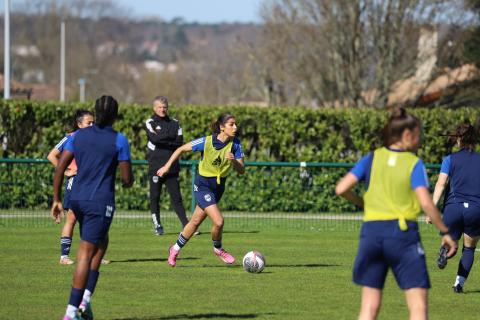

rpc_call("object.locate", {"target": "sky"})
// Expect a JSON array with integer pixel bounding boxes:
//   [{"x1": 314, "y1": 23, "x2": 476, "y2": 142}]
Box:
[{"x1": 116, "y1": 0, "x2": 264, "y2": 24}]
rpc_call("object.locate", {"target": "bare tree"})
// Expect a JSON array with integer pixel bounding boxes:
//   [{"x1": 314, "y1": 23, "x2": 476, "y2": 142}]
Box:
[{"x1": 260, "y1": 0, "x2": 468, "y2": 107}]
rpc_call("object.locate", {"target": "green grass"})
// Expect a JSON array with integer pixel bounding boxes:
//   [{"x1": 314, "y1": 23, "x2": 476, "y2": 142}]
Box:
[{"x1": 1, "y1": 221, "x2": 480, "y2": 320}]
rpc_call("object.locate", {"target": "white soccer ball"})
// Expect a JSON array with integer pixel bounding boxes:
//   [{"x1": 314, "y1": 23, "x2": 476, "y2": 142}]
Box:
[{"x1": 242, "y1": 250, "x2": 265, "y2": 273}]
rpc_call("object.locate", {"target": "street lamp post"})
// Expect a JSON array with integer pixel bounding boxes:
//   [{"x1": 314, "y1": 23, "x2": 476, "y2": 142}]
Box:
[
  {"x1": 4, "y1": 0, "x2": 10, "y2": 100},
  {"x1": 78, "y1": 78, "x2": 86, "y2": 103},
  {"x1": 60, "y1": 20, "x2": 65, "y2": 102}
]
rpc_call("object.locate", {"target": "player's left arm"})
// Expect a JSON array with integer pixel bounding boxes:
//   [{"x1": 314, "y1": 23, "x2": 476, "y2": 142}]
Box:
[
  {"x1": 117, "y1": 133, "x2": 134, "y2": 188},
  {"x1": 51, "y1": 150, "x2": 74, "y2": 223},
  {"x1": 226, "y1": 140, "x2": 245, "y2": 174}
]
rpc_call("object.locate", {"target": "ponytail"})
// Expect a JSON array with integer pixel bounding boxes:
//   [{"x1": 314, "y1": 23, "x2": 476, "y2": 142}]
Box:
[
  {"x1": 210, "y1": 113, "x2": 235, "y2": 134},
  {"x1": 446, "y1": 122, "x2": 477, "y2": 151},
  {"x1": 382, "y1": 108, "x2": 421, "y2": 147}
]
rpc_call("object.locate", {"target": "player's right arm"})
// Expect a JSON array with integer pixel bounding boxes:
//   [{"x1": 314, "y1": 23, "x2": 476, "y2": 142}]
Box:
[{"x1": 157, "y1": 142, "x2": 193, "y2": 177}]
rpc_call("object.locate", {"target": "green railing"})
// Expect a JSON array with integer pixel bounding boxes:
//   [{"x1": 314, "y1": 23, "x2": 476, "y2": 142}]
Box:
[{"x1": 0, "y1": 158, "x2": 442, "y2": 230}]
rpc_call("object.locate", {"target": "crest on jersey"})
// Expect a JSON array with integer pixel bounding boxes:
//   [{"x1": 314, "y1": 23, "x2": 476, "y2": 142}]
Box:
[
  {"x1": 212, "y1": 156, "x2": 221, "y2": 166},
  {"x1": 152, "y1": 176, "x2": 159, "y2": 183},
  {"x1": 155, "y1": 125, "x2": 162, "y2": 131}
]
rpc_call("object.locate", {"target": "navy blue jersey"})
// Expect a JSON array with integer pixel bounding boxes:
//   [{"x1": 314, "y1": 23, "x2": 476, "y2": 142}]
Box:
[
  {"x1": 440, "y1": 149, "x2": 480, "y2": 205},
  {"x1": 65, "y1": 125, "x2": 131, "y2": 205}
]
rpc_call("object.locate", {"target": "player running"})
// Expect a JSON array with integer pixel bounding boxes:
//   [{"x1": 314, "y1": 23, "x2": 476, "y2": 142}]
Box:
[
  {"x1": 158, "y1": 113, "x2": 245, "y2": 267},
  {"x1": 429, "y1": 122, "x2": 480, "y2": 293}
]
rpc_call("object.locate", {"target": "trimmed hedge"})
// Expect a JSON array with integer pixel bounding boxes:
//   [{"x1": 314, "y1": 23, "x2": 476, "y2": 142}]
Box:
[{"x1": 0, "y1": 100, "x2": 478, "y2": 212}]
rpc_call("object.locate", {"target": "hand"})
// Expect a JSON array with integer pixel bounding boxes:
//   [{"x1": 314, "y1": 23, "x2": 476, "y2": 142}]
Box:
[
  {"x1": 65, "y1": 168, "x2": 77, "y2": 177},
  {"x1": 51, "y1": 200, "x2": 64, "y2": 224},
  {"x1": 425, "y1": 216, "x2": 432, "y2": 224},
  {"x1": 441, "y1": 234, "x2": 458, "y2": 258},
  {"x1": 225, "y1": 152, "x2": 235, "y2": 161},
  {"x1": 157, "y1": 165, "x2": 169, "y2": 177}
]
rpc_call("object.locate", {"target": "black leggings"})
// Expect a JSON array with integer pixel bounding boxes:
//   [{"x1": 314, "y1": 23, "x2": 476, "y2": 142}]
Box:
[{"x1": 149, "y1": 174, "x2": 189, "y2": 227}]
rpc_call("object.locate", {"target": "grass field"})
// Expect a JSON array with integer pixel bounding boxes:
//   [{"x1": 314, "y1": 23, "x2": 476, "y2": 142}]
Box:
[{"x1": 1, "y1": 219, "x2": 480, "y2": 320}]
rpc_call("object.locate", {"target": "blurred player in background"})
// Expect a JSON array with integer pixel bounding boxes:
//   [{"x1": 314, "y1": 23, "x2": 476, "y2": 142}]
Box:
[
  {"x1": 429, "y1": 122, "x2": 480, "y2": 293},
  {"x1": 336, "y1": 108, "x2": 456, "y2": 320},
  {"x1": 48, "y1": 109, "x2": 94, "y2": 265},
  {"x1": 52, "y1": 95, "x2": 133, "y2": 320},
  {"x1": 158, "y1": 113, "x2": 245, "y2": 267}
]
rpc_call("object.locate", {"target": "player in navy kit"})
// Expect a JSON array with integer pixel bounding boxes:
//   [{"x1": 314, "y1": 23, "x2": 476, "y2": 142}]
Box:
[
  {"x1": 52, "y1": 95, "x2": 133, "y2": 320},
  {"x1": 429, "y1": 122, "x2": 480, "y2": 293}
]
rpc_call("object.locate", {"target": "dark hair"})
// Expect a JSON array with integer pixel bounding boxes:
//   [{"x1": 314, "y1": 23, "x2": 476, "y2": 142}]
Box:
[
  {"x1": 382, "y1": 108, "x2": 421, "y2": 147},
  {"x1": 448, "y1": 122, "x2": 477, "y2": 151},
  {"x1": 153, "y1": 96, "x2": 169, "y2": 108},
  {"x1": 210, "y1": 113, "x2": 235, "y2": 134},
  {"x1": 95, "y1": 95, "x2": 118, "y2": 127},
  {"x1": 72, "y1": 109, "x2": 93, "y2": 130}
]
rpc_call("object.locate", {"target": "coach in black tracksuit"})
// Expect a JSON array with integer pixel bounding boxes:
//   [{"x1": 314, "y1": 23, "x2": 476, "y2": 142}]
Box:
[{"x1": 145, "y1": 96, "x2": 188, "y2": 235}]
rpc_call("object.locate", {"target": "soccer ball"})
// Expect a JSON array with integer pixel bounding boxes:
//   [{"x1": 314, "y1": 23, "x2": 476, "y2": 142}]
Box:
[{"x1": 242, "y1": 251, "x2": 265, "y2": 273}]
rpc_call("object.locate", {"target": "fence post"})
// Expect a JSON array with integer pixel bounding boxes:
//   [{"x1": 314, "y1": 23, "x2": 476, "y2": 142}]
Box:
[{"x1": 190, "y1": 162, "x2": 196, "y2": 213}]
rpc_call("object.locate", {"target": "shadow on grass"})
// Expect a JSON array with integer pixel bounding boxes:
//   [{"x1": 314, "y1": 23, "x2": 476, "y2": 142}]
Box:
[
  {"x1": 268, "y1": 263, "x2": 340, "y2": 268},
  {"x1": 115, "y1": 312, "x2": 267, "y2": 319},
  {"x1": 222, "y1": 230, "x2": 260, "y2": 234},
  {"x1": 109, "y1": 257, "x2": 199, "y2": 263}
]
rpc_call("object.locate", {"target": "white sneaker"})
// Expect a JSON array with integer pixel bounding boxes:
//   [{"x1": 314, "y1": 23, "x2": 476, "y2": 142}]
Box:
[{"x1": 60, "y1": 256, "x2": 75, "y2": 265}]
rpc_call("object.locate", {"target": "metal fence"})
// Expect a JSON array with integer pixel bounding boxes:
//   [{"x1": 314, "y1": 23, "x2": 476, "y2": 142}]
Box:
[{"x1": 0, "y1": 158, "x2": 441, "y2": 231}]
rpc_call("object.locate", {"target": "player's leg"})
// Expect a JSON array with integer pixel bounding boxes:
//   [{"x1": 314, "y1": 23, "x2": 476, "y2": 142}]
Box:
[
  {"x1": 358, "y1": 287, "x2": 382, "y2": 320},
  {"x1": 204, "y1": 204, "x2": 235, "y2": 264},
  {"x1": 404, "y1": 288, "x2": 427, "y2": 320},
  {"x1": 453, "y1": 234, "x2": 480, "y2": 292},
  {"x1": 149, "y1": 175, "x2": 164, "y2": 235},
  {"x1": 168, "y1": 205, "x2": 207, "y2": 267},
  {"x1": 60, "y1": 210, "x2": 77, "y2": 265},
  {"x1": 437, "y1": 203, "x2": 462, "y2": 269},
  {"x1": 78, "y1": 236, "x2": 109, "y2": 320},
  {"x1": 165, "y1": 174, "x2": 189, "y2": 227}
]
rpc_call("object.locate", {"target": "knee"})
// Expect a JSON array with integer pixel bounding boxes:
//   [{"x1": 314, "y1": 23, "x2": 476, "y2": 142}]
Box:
[
  {"x1": 190, "y1": 216, "x2": 203, "y2": 227},
  {"x1": 212, "y1": 218, "x2": 224, "y2": 229}
]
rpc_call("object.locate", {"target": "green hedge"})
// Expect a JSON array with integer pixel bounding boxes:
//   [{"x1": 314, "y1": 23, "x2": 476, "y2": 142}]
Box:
[{"x1": 0, "y1": 100, "x2": 478, "y2": 212}]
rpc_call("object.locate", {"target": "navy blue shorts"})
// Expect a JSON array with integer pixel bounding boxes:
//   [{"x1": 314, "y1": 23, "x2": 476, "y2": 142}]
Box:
[
  {"x1": 443, "y1": 202, "x2": 480, "y2": 240},
  {"x1": 70, "y1": 200, "x2": 114, "y2": 245},
  {"x1": 63, "y1": 176, "x2": 75, "y2": 210},
  {"x1": 193, "y1": 176, "x2": 225, "y2": 210},
  {"x1": 353, "y1": 220, "x2": 430, "y2": 290}
]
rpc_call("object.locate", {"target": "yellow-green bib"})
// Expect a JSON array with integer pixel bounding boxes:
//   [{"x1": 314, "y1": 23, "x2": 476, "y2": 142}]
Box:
[
  {"x1": 363, "y1": 147, "x2": 421, "y2": 230},
  {"x1": 198, "y1": 135, "x2": 233, "y2": 184}
]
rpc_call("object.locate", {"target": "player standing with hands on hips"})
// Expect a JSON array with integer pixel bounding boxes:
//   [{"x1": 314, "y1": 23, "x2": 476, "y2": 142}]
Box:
[
  {"x1": 157, "y1": 113, "x2": 245, "y2": 267},
  {"x1": 144, "y1": 96, "x2": 189, "y2": 235},
  {"x1": 335, "y1": 108, "x2": 456, "y2": 320},
  {"x1": 52, "y1": 95, "x2": 134, "y2": 320}
]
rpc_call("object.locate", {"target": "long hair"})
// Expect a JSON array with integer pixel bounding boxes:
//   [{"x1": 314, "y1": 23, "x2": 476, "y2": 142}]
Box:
[
  {"x1": 95, "y1": 95, "x2": 118, "y2": 127},
  {"x1": 210, "y1": 113, "x2": 235, "y2": 134},
  {"x1": 72, "y1": 109, "x2": 93, "y2": 130},
  {"x1": 382, "y1": 108, "x2": 421, "y2": 147},
  {"x1": 447, "y1": 122, "x2": 477, "y2": 151}
]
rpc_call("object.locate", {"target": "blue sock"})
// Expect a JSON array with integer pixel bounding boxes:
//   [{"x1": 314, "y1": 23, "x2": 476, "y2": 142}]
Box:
[
  {"x1": 176, "y1": 233, "x2": 189, "y2": 248},
  {"x1": 61, "y1": 237, "x2": 72, "y2": 256},
  {"x1": 86, "y1": 270, "x2": 100, "y2": 294},
  {"x1": 213, "y1": 239, "x2": 222, "y2": 249},
  {"x1": 68, "y1": 287, "x2": 85, "y2": 308},
  {"x1": 457, "y1": 246, "x2": 475, "y2": 279}
]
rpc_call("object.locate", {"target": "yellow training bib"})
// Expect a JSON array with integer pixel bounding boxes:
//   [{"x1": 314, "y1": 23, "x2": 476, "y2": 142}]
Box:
[{"x1": 198, "y1": 135, "x2": 233, "y2": 184}]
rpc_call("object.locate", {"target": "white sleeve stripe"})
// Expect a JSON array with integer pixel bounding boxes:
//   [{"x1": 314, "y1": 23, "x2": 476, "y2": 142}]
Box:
[
  {"x1": 191, "y1": 138, "x2": 204, "y2": 146},
  {"x1": 54, "y1": 137, "x2": 68, "y2": 150}
]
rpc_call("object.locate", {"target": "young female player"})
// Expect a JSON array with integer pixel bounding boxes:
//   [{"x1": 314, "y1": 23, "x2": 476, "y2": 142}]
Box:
[
  {"x1": 429, "y1": 122, "x2": 480, "y2": 293},
  {"x1": 335, "y1": 108, "x2": 456, "y2": 320},
  {"x1": 52, "y1": 96, "x2": 133, "y2": 320},
  {"x1": 47, "y1": 109, "x2": 94, "y2": 265},
  {"x1": 157, "y1": 113, "x2": 245, "y2": 267}
]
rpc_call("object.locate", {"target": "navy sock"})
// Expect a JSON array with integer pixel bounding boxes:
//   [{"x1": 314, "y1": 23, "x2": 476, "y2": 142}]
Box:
[
  {"x1": 68, "y1": 287, "x2": 85, "y2": 308},
  {"x1": 176, "y1": 233, "x2": 189, "y2": 248},
  {"x1": 86, "y1": 270, "x2": 100, "y2": 294},
  {"x1": 61, "y1": 237, "x2": 73, "y2": 256},
  {"x1": 458, "y1": 246, "x2": 476, "y2": 279},
  {"x1": 213, "y1": 239, "x2": 222, "y2": 249}
]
